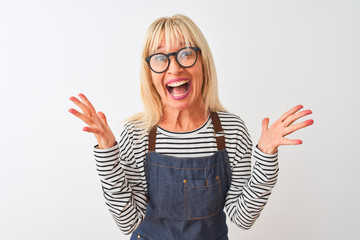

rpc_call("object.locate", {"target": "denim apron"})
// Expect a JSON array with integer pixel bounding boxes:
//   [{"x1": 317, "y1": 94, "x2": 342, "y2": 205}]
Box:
[{"x1": 131, "y1": 112, "x2": 232, "y2": 240}]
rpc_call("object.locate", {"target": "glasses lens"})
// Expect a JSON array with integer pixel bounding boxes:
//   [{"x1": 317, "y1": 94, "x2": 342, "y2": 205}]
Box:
[
  {"x1": 150, "y1": 54, "x2": 168, "y2": 73},
  {"x1": 177, "y1": 48, "x2": 197, "y2": 67}
]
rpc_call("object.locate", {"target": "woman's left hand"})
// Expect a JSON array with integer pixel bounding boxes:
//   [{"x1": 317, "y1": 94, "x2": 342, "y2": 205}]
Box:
[{"x1": 257, "y1": 105, "x2": 314, "y2": 155}]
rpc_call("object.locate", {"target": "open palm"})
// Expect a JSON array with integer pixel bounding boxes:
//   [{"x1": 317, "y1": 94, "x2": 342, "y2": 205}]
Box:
[{"x1": 257, "y1": 105, "x2": 314, "y2": 154}]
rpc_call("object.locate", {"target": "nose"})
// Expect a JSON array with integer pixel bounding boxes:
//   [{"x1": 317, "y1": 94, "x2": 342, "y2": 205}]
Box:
[{"x1": 167, "y1": 55, "x2": 183, "y2": 74}]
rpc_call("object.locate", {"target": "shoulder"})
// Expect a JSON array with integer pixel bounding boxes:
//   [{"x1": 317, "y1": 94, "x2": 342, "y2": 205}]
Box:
[
  {"x1": 120, "y1": 120, "x2": 147, "y2": 144},
  {"x1": 217, "y1": 111, "x2": 248, "y2": 129},
  {"x1": 118, "y1": 120, "x2": 148, "y2": 161},
  {"x1": 217, "y1": 111, "x2": 252, "y2": 143}
]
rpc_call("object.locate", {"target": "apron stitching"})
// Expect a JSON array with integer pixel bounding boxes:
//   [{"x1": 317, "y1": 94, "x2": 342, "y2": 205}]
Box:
[
  {"x1": 207, "y1": 179, "x2": 210, "y2": 216},
  {"x1": 184, "y1": 183, "x2": 189, "y2": 220},
  {"x1": 186, "y1": 208, "x2": 221, "y2": 220},
  {"x1": 184, "y1": 182, "x2": 221, "y2": 188},
  {"x1": 218, "y1": 181, "x2": 223, "y2": 212},
  {"x1": 145, "y1": 160, "x2": 226, "y2": 170},
  {"x1": 136, "y1": 112, "x2": 230, "y2": 238}
]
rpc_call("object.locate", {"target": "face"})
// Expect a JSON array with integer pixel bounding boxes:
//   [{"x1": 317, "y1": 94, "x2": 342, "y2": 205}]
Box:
[{"x1": 150, "y1": 37, "x2": 204, "y2": 113}]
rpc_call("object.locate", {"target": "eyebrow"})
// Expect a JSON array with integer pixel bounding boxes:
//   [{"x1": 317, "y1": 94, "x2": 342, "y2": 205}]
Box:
[{"x1": 156, "y1": 43, "x2": 187, "y2": 51}]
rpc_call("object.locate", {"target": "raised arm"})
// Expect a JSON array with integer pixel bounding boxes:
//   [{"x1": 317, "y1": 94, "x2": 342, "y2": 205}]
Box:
[
  {"x1": 68, "y1": 93, "x2": 147, "y2": 234},
  {"x1": 225, "y1": 105, "x2": 313, "y2": 229},
  {"x1": 225, "y1": 135, "x2": 279, "y2": 229},
  {"x1": 93, "y1": 139, "x2": 147, "y2": 234}
]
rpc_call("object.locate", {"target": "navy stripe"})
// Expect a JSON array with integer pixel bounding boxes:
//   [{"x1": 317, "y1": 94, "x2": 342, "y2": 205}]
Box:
[{"x1": 94, "y1": 111, "x2": 279, "y2": 233}]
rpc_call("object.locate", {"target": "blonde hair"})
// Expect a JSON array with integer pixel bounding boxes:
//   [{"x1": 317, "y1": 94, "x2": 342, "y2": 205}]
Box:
[{"x1": 128, "y1": 14, "x2": 225, "y2": 131}]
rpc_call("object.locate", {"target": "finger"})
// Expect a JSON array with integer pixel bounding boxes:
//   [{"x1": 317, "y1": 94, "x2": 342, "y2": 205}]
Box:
[
  {"x1": 78, "y1": 93, "x2": 96, "y2": 113},
  {"x1": 97, "y1": 111, "x2": 108, "y2": 125},
  {"x1": 283, "y1": 109, "x2": 312, "y2": 127},
  {"x1": 68, "y1": 108, "x2": 93, "y2": 125},
  {"x1": 69, "y1": 96, "x2": 92, "y2": 116},
  {"x1": 279, "y1": 105, "x2": 303, "y2": 122},
  {"x1": 82, "y1": 126, "x2": 101, "y2": 134},
  {"x1": 262, "y1": 118, "x2": 269, "y2": 132},
  {"x1": 284, "y1": 119, "x2": 314, "y2": 136},
  {"x1": 280, "y1": 138, "x2": 303, "y2": 145}
]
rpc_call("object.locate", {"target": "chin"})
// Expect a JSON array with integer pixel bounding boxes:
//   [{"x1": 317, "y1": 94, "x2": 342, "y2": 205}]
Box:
[
  {"x1": 168, "y1": 102, "x2": 192, "y2": 111},
  {"x1": 167, "y1": 98, "x2": 202, "y2": 112}
]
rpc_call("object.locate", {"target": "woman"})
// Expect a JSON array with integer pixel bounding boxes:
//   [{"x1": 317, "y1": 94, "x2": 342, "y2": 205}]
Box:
[{"x1": 69, "y1": 15, "x2": 313, "y2": 240}]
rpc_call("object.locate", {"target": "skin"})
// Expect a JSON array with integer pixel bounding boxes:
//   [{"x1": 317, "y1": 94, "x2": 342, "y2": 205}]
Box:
[
  {"x1": 151, "y1": 38, "x2": 207, "y2": 132},
  {"x1": 257, "y1": 105, "x2": 314, "y2": 154},
  {"x1": 69, "y1": 38, "x2": 314, "y2": 153},
  {"x1": 68, "y1": 94, "x2": 116, "y2": 149}
]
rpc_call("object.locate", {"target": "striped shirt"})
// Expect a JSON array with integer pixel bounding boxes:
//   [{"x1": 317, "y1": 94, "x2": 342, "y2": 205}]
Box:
[{"x1": 94, "y1": 111, "x2": 279, "y2": 234}]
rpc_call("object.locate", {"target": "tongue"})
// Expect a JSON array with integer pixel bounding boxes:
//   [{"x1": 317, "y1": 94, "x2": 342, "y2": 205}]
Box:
[{"x1": 172, "y1": 85, "x2": 188, "y2": 95}]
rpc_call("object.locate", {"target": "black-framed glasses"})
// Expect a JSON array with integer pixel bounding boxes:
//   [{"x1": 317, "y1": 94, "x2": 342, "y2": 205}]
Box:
[{"x1": 145, "y1": 47, "x2": 200, "y2": 73}]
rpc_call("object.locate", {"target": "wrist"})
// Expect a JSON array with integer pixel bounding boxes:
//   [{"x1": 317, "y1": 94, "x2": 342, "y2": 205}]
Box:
[
  {"x1": 257, "y1": 144, "x2": 278, "y2": 155},
  {"x1": 97, "y1": 141, "x2": 117, "y2": 149},
  {"x1": 95, "y1": 141, "x2": 117, "y2": 149}
]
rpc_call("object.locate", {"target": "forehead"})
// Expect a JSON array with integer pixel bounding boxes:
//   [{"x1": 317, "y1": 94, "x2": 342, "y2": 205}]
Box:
[
  {"x1": 156, "y1": 38, "x2": 186, "y2": 51},
  {"x1": 149, "y1": 31, "x2": 194, "y2": 54}
]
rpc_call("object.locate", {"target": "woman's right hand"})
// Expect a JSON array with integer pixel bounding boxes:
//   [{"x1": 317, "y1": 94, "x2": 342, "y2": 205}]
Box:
[{"x1": 68, "y1": 93, "x2": 116, "y2": 149}]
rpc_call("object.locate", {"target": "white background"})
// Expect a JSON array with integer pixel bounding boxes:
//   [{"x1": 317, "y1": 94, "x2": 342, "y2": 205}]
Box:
[{"x1": 1, "y1": 0, "x2": 359, "y2": 239}]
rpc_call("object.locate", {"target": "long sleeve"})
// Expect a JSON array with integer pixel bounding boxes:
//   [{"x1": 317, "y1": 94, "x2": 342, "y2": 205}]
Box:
[
  {"x1": 93, "y1": 112, "x2": 279, "y2": 234},
  {"x1": 93, "y1": 124, "x2": 148, "y2": 234},
  {"x1": 225, "y1": 138, "x2": 279, "y2": 229}
]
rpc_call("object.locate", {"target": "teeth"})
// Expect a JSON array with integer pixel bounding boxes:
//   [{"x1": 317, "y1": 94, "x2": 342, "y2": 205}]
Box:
[
  {"x1": 167, "y1": 80, "x2": 189, "y2": 87},
  {"x1": 171, "y1": 90, "x2": 189, "y2": 97}
]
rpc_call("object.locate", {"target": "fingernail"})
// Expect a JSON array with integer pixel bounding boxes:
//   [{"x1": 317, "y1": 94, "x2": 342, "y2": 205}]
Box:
[{"x1": 306, "y1": 119, "x2": 314, "y2": 125}]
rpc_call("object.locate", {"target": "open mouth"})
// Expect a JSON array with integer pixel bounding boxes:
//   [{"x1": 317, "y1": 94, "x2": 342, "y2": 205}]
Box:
[{"x1": 166, "y1": 80, "x2": 191, "y2": 100}]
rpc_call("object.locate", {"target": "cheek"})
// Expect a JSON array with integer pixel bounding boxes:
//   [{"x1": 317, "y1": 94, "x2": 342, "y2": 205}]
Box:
[
  {"x1": 193, "y1": 67, "x2": 204, "y2": 88},
  {"x1": 151, "y1": 73, "x2": 160, "y2": 87},
  {"x1": 193, "y1": 59, "x2": 204, "y2": 86},
  {"x1": 151, "y1": 74, "x2": 165, "y2": 94}
]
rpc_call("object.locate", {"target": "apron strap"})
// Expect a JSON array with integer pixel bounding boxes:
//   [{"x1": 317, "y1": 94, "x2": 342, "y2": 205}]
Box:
[
  {"x1": 148, "y1": 125, "x2": 157, "y2": 152},
  {"x1": 210, "y1": 112, "x2": 226, "y2": 151},
  {"x1": 147, "y1": 112, "x2": 225, "y2": 152}
]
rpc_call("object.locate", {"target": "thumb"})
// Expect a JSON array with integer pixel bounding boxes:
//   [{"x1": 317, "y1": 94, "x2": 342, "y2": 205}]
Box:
[
  {"x1": 97, "y1": 111, "x2": 108, "y2": 125},
  {"x1": 262, "y1": 118, "x2": 270, "y2": 132}
]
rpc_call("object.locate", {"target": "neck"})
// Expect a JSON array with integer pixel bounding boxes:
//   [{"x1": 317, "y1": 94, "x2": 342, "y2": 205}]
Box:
[{"x1": 159, "y1": 102, "x2": 208, "y2": 132}]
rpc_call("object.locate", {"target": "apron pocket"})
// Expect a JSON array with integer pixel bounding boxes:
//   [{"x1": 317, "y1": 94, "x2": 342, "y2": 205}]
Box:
[
  {"x1": 184, "y1": 177, "x2": 222, "y2": 220},
  {"x1": 153, "y1": 180, "x2": 185, "y2": 219}
]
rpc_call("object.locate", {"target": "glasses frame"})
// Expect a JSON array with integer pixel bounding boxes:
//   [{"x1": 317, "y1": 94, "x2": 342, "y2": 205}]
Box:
[{"x1": 145, "y1": 47, "x2": 200, "y2": 74}]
